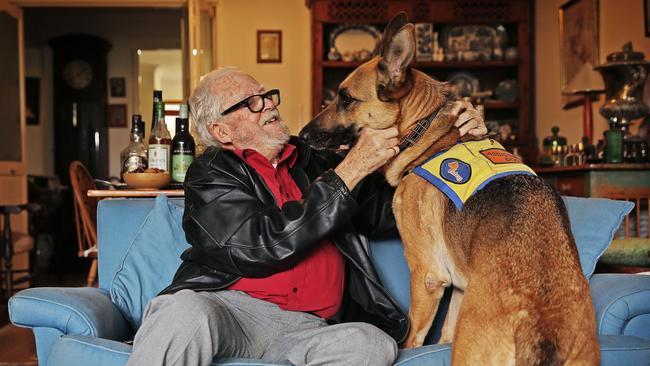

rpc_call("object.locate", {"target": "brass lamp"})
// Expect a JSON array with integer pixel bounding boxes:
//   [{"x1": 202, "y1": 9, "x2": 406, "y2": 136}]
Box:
[{"x1": 562, "y1": 62, "x2": 605, "y2": 145}]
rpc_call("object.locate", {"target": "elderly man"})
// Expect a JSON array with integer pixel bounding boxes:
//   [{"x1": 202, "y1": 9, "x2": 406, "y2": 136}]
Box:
[{"x1": 127, "y1": 68, "x2": 486, "y2": 366}]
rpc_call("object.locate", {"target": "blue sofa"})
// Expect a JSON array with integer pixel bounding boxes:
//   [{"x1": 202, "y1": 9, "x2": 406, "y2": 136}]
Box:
[{"x1": 9, "y1": 197, "x2": 650, "y2": 365}]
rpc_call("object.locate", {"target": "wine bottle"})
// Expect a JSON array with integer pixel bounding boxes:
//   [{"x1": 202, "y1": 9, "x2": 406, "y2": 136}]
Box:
[
  {"x1": 150, "y1": 90, "x2": 162, "y2": 132},
  {"x1": 171, "y1": 104, "x2": 195, "y2": 182},
  {"x1": 148, "y1": 102, "x2": 172, "y2": 172},
  {"x1": 120, "y1": 115, "x2": 147, "y2": 179}
]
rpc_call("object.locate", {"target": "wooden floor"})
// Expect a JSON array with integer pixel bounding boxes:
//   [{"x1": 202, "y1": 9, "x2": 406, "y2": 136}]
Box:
[
  {"x1": 0, "y1": 272, "x2": 86, "y2": 365},
  {"x1": 0, "y1": 324, "x2": 37, "y2": 366}
]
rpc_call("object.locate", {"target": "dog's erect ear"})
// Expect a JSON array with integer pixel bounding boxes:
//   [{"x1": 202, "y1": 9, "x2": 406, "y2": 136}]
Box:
[
  {"x1": 381, "y1": 12, "x2": 409, "y2": 54},
  {"x1": 377, "y1": 13, "x2": 415, "y2": 102}
]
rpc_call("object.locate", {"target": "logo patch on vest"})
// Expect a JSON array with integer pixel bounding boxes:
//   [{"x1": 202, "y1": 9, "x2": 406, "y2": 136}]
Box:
[
  {"x1": 479, "y1": 148, "x2": 521, "y2": 164},
  {"x1": 440, "y1": 158, "x2": 471, "y2": 184}
]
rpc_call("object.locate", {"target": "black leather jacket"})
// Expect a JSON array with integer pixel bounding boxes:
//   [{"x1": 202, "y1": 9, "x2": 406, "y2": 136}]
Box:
[{"x1": 160, "y1": 137, "x2": 409, "y2": 344}]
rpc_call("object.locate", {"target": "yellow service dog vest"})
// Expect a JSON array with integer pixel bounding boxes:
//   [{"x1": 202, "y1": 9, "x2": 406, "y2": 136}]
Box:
[{"x1": 412, "y1": 140, "x2": 536, "y2": 209}]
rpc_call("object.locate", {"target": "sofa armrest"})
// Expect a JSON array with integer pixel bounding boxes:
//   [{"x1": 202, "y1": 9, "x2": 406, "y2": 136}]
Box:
[
  {"x1": 9, "y1": 287, "x2": 131, "y2": 341},
  {"x1": 590, "y1": 274, "x2": 650, "y2": 340}
]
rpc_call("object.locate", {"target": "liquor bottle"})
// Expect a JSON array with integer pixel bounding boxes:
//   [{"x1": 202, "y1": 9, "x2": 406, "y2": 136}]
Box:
[
  {"x1": 171, "y1": 104, "x2": 196, "y2": 182},
  {"x1": 150, "y1": 90, "x2": 162, "y2": 132},
  {"x1": 136, "y1": 118, "x2": 145, "y2": 140},
  {"x1": 148, "y1": 102, "x2": 172, "y2": 172},
  {"x1": 120, "y1": 114, "x2": 147, "y2": 179}
]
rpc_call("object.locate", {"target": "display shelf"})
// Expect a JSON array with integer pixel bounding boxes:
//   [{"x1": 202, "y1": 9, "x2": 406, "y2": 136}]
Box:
[
  {"x1": 322, "y1": 60, "x2": 520, "y2": 68},
  {"x1": 310, "y1": 0, "x2": 534, "y2": 160}
]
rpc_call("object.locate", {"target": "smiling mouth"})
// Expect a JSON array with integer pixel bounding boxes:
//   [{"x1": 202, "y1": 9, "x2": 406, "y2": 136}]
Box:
[{"x1": 263, "y1": 116, "x2": 279, "y2": 126}]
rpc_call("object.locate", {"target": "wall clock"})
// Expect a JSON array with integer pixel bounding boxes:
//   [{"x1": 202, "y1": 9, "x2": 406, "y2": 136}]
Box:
[{"x1": 62, "y1": 59, "x2": 94, "y2": 90}]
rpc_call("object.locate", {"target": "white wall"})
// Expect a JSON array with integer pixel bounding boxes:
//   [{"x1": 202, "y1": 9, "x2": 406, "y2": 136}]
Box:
[{"x1": 24, "y1": 7, "x2": 182, "y2": 178}]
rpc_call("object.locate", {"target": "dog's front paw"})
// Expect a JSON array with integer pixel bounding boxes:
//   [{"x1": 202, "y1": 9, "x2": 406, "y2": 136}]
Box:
[{"x1": 404, "y1": 335, "x2": 425, "y2": 349}]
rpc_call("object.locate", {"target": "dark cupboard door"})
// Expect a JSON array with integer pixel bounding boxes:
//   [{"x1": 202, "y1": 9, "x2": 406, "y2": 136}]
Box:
[{"x1": 48, "y1": 33, "x2": 111, "y2": 182}]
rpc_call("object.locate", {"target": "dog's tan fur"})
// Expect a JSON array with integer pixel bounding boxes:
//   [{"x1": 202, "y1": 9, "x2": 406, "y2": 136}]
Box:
[{"x1": 301, "y1": 13, "x2": 599, "y2": 365}]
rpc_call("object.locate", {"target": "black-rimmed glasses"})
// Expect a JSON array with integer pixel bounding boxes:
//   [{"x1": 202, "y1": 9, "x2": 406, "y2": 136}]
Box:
[{"x1": 221, "y1": 89, "x2": 281, "y2": 116}]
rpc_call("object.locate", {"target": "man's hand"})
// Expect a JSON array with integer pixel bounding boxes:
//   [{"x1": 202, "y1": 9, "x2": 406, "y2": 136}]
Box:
[
  {"x1": 335, "y1": 127, "x2": 399, "y2": 190},
  {"x1": 450, "y1": 100, "x2": 488, "y2": 137}
]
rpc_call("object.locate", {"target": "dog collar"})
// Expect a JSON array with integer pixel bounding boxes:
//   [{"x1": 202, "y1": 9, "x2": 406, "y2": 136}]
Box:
[{"x1": 398, "y1": 109, "x2": 439, "y2": 151}]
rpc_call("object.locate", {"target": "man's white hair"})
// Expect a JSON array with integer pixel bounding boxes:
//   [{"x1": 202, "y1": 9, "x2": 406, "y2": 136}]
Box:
[{"x1": 189, "y1": 67, "x2": 241, "y2": 147}]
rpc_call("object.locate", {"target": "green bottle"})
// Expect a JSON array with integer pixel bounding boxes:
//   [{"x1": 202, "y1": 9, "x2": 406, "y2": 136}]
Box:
[
  {"x1": 604, "y1": 126, "x2": 624, "y2": 163},
  {"x1": 171, "y1": 104, "x2": 195, "y2": 182}
]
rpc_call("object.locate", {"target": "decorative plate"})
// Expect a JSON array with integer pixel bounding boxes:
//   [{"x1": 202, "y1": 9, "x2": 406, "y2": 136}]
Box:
[
  {"x1": 328, "y1": 24, "x2": 382, "y2": 62},
  {"x1": 441, "y1": 24, "x2": 507, "y2": 61},
  {"x1": 447, "y1": 72, "x2": 480, "y2": 98},
  {"x1": 495, "y1": 79, "x2": 518, "y2": 101}
]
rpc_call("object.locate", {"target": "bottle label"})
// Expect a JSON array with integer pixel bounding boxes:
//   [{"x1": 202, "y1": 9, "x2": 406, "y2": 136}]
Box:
[
  {"x1": 172, "y1": 154, "x2": 194, "y2": 182},
  {"x1": 148, "y1": 144, "x2": 170, "y2": 171},
  {"x1": 122, "y1": 155, "x2": 147, "y2": 174}
]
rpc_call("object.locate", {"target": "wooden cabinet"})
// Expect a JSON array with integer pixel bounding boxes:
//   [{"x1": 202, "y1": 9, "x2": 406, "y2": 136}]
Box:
[
  {"x1": 535, "y1": 164, "x2": 650, "y2": 198},
  {"x1": 310, "y1": 0, "x2": 534, "y2": 160}
]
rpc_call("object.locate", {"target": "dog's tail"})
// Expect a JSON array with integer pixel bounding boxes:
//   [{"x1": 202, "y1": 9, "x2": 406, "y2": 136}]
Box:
[{"x1": 515, "y1": 323, "x2": 562, "y2": 366}]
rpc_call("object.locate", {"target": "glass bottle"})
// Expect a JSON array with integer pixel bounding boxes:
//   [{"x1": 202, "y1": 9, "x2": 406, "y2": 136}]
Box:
[
  {"x1": 604, "y1": 123, "x2": 624, "y2": 163},
  {"x1": 150, "y1": 90, "x2": 162, "y2": 132},
  {"x1": 148, "y1": 102, "x2": 172, "y2": 172},
  {"x1": 136, "y1": 118, "x2": 145, "y2": 140},
  {"x1": 171, "y1": 104, "x2": 196, "y2": 182},
  {"x1": 120, "y1": 114, "x2": 147, "y2": 179},
  {"x1": 541, "y1": 126, "x2": 567, "y2": 166}
]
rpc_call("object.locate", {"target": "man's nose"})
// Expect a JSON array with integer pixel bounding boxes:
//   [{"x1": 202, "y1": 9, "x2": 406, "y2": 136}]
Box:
[{"x1": 263, "y1": 98, "x2": 277, "y2": 112}]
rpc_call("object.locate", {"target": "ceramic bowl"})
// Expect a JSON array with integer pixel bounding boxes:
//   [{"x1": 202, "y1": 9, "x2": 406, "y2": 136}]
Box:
[{"x1": 123, "y1": 172, "x2": 171, "y2": 190}]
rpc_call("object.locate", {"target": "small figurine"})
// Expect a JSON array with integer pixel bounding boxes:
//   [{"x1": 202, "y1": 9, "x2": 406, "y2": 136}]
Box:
[{"x1": 327, "y1": 47, "x2": 341, "y2": 61}]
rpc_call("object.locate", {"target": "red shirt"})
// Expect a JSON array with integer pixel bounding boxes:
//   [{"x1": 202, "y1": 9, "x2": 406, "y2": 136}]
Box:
[{"x1": 228, "y1": 144, "x2": 345, "y2": 319}]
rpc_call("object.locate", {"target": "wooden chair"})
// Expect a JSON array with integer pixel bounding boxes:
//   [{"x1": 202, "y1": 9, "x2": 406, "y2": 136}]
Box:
[
  {"x1": 619, "y1": 197, "x2": 649, "y2": 240},
  {"x1": 597, "y1": 195, "x2": 650, "y2": 274},
  {"x1": 1, "y1": 203, "x2": 40, "y2": 302},
  {"x1": 69, "y1": 161, "x2": 99, "y2": 286}
]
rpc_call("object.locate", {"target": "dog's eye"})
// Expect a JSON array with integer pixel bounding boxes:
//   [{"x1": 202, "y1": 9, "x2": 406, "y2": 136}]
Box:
[{"x1": 338, "y1": 94, "x2": 354, "y2": 108}]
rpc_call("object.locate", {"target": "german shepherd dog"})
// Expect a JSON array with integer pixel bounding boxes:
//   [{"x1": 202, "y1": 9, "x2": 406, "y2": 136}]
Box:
[{"x1": 300, "y1": 13, "x2": 599, "y2": 366}]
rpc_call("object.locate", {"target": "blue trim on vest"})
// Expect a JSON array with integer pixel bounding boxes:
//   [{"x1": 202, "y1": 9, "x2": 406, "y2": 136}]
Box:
[{"x1": 413, "y1": 166, "x2": 465, "y2": 209}]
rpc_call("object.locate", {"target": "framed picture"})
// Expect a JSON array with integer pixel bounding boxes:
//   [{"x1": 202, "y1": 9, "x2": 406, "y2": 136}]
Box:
[
  {"x1": 559, "y1": 0, "x2": 599, "y2": 109},
  {"x1": 107, "y1": 104, "x2": 127, "y2": 128},
  {"x1": 645, "y1": 0, "x2": 650, "y2": 36},
  {"x1": 257, "y1": 30, "x2": 282, "y2": 63},
  {"x1": 25, "y1": 77, "x2": 40, "y2": 125},
  {"x1": 110, "y1": 77, "x2": 126, "y2": 97}
]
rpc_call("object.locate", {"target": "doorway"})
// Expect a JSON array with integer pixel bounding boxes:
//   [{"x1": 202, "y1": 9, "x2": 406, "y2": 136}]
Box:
[
  {"x1": 22, "y1": 6, "x2": 186, "y2": 281},
  {"x1": 138, "y1": 49, "x2": 184, "y2": 137}
]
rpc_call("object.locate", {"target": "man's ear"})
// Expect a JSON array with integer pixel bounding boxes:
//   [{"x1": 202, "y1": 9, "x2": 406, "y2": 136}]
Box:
[
  {"x1": 211, "y1": 122, "x2": 233, "y2": 146},
  {"x1": 377, "y1": 18, "x2": 415, "y2": 102}
]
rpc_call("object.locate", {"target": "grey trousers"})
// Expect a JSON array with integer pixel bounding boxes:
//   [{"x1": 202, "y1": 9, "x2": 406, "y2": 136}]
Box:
[{"x1": 126, "y1": 290, "x2": 398, "y2": 366}]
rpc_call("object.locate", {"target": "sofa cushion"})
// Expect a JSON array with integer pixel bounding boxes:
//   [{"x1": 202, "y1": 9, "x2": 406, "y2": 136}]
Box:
[
  {"x1": 599, "y1": 238, "x2": 650, "y2": 267},
  {"x1": 109, "y1": 195, "x2": 190, "y2": 328},
  {"x1": 562, "y1": 196, "x2": 634, "y2": 278}
]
